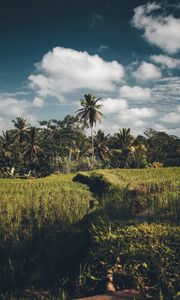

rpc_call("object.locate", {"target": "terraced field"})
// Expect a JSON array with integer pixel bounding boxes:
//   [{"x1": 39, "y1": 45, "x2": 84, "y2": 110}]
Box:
[{"x1": 0, "y1": 168, "x2": 179, "y2": 299}]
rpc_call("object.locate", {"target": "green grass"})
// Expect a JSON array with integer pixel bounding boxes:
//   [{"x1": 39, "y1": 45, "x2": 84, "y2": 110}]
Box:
[
  {"x1": 0, "y1": 168, "x2": 179, "y2": 298},
  {"x1": 85, "y1": 221, "x2": 180, "y2": 299},
  {"x1": 0, "y1": 174, "x2": 94, "y2": 240},
  {"x1": 74, "y1": 167, "x2": 180, "y2": 223}
]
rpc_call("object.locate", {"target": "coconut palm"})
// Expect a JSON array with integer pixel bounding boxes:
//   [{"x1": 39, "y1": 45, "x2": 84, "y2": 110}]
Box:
[
  {"x1": 0, "y1": 130, "x2": 14, "y2": 151},
  {"x1": 112, "y1": 128, "x2": 135, "y2": 168},
  {"x1": 94, "y1": 130, "x2": 111, "y2": 161},
  {"x1": 24, "y1": 127, "x2": 40, "y2": 163},
  {"x1": 76, "y1": 94, "x2": 103, "y2": 159},
  {"x1": 115, "y1": 128, "x2": 134, "y2": 149},
  {"x1": 12, "y1": 117, "x2": 30, "y2": 144}
]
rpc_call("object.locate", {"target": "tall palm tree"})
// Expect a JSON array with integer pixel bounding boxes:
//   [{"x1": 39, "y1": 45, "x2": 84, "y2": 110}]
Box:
[{"x1": 76, "y1": 94, "x2": 103, "y2": 159}]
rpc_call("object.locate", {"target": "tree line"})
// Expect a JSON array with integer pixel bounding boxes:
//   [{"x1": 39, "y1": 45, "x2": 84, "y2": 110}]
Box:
[{"x1": 0, "y1": 94, "x2": 179, "y2": 177}]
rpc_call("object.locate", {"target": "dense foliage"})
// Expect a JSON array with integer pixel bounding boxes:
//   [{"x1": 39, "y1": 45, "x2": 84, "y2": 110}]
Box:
[
  {"x1": 0, "y1": 115, "x2": 180, "y2": 178},
  {"x1": 85, "y1": 222, "x2": 180, "y2": 299}
]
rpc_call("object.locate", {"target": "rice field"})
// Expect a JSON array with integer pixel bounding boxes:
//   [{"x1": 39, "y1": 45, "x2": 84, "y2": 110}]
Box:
[
  {"x1": 75, "y1": 167, "x2": 180, "y2": 223},
  {"x1": 0, "y1": 174, "x2": 94, "y2": 241},
  {"x1": 0, "y1": 167, "x2": 179, "y2": 298}
]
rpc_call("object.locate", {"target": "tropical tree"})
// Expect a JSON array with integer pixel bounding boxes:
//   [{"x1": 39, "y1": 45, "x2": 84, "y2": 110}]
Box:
[
  {"x1": 76, "y1": 94, "x2": 103, "y2": 159},
  {"x1": 24, "y1": 127, "x2": 41, "y2": 164},
  {"x1": 0, "y1": 130, "x2": 15, "y2": 170},
  {"x1": 12, "y1": 117, "x2": 30, "y2": 143},
  {"x1": 111, "y1": 128, "x2": 135, "y2": 168},
  {"x1": 94, "y1": 130, "x2": 111, "y2": 161},
  {"x1": 145, "y1": 129, "x2": 180, "y2": 166}
]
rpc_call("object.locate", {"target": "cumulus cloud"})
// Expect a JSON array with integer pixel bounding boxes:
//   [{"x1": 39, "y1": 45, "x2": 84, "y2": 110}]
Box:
[
  {"x1": 121, "y1": 107, "x2": 157, "y2": 120},
  {"x1": 101, "y1": 98, "x2": 128, "y2": 114},
  {"x1": 29, "y1": 47, "x2": 124, "y2": 100},
  {"x1": 133, "y1": 62, "x2": 162, "y2": 81},
  {"x1": 0, "y1": 95, "x2": 39, "y2": 131},
  {"x1": 0, "y1": 97, "x2": 30, "y2": 118},
  {"x1": 99, "y1": 97, "x2": 158, "y2": 134},
  {"x1": 150, "y1": 54, "x2": 180, "y2": 69},
  {"x1": 32, "y1": 97, "x2": 44, "y2": 107},
  {"x1": 132, "y1": 2, "x2": 180, "y2": 54},
  {"x1": 119, "y1": 85, "x2": 151, "y2": 100}
]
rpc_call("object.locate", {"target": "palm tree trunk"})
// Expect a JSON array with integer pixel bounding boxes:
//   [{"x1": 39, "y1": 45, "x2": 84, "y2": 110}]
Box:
[{"x1": 91, "y1": 126, "x2": 94, "y2": 160}]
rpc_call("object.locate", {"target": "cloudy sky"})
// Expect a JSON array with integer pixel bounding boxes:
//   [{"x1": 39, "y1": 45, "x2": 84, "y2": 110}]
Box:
[{"x1": 0, "y1": 0, "x2": 180, "y2": 136}]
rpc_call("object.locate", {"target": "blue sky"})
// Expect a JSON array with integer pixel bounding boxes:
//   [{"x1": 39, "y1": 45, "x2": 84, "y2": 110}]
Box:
[{"x1": 0, "y1": 0, "x2": 180, "y2": 136}]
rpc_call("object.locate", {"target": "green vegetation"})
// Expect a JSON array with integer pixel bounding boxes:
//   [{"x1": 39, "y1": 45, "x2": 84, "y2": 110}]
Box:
[
  {"x1": 0, "y1": 115, "x2": 179, "y2": 179},
  {"x1": 86, "y1": 222, "x2": 180, "y2": 299},
  {"x1": 0, "y1": 95, "x2": 179, "y2": 299},
  {"x1": 0, "y1": 168, "x2": 179, "y2": 299},
  {"x1": 74, "y1": 168, "x2": 180, "y2": 222},
  {"x1": 76, "y1": 94, "x2": 103, "y2": 160},
  {"x1": 0, "y1": 175, "x2": 94, "y2": 297},
  {"x1": 0, "y1": 174, "x2": 93, "y2": 238}
]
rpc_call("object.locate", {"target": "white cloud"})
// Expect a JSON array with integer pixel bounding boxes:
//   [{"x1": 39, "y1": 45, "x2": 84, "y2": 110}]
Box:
[
  {"x1": 161, "y1": 107, "x2": 180, "y2": 124},
  {"x1": 121, "y1": 107, "x2": 157, "y2": 120},
  {"x1": 101, "y1": 98, "x2": 127, "y2": 114},
  {"x1": 133, "y1": 62, "x2": 161, "y2": 81},
  {"x1": 150, "y1": 54, "x2": 180, "y2": 69},
  {"x1": 29, "y1": 47, "x2": 124, "y2": 100},
  {"x1": 0, "y1": 96, "x2": 38, "y2": 131},
  {"x1": 153, "y1": 124, "x2": 180, "y2": 137},
  {"x1": 166, "y1": 127, "x2": 180, "y2": 137},
  {"x1": 119, "y1": 85, "x2": 151, "y2": 100},
  {"x1": 98, "y1": 97, "x2": 158, "y2": 135},
  {"x1": 0, "y1": 97, "x2": 30, "y2": 118},
  {"x1": 33, "y1": 97, "x2": 44, "y2": 107},
  {"x1": 132, "y1": 2, "x2": 180, "y2": 54}
]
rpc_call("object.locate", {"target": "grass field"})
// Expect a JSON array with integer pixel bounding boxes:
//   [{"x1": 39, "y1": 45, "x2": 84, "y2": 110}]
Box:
[
  {"x1": 74, "y1": 167, "x2": 180, "y2": 222},
  {"x1": 0, "y1": 174, "x2": 94, "y2": 240},
  {"x1": 0, "y1": 168, "x2": 179, "y2": 299}
]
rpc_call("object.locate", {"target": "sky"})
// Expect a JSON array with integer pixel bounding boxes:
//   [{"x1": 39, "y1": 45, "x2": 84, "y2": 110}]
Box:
[{"x1": 0, "y1": 0, "x2": 180, "y2": 136}]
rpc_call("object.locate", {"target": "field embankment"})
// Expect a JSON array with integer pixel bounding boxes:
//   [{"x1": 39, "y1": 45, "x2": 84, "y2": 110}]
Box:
[{"x1": 74, "y1": 167, "x2": 180, "y2": 222}]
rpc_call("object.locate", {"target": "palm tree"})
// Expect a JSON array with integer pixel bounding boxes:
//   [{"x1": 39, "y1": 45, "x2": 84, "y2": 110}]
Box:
[
  {"x1": 115, "y1": 128, "x2": 134, "y2": 149},
  {"x1": 94, "y1": 130, "x2": 111, "y2": 161},
  {"x1": 112, "y1": 128, "x2": 135, "y2": 168},
  {"x1": 0, "y1": 130, "x2": 14, "y2": 165},
  {"x1": 12, "y1": 117, "x2": 30, "y2": 144},
  {"x1": 0, "y1": 130, "x2": 14, "y2": 151},
  {"x1": 76, "y1": 94, "x2": 103, "y2": 159},
  {"x1": 24, "y1": 127, "x2": 40, "y2": 163}
]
